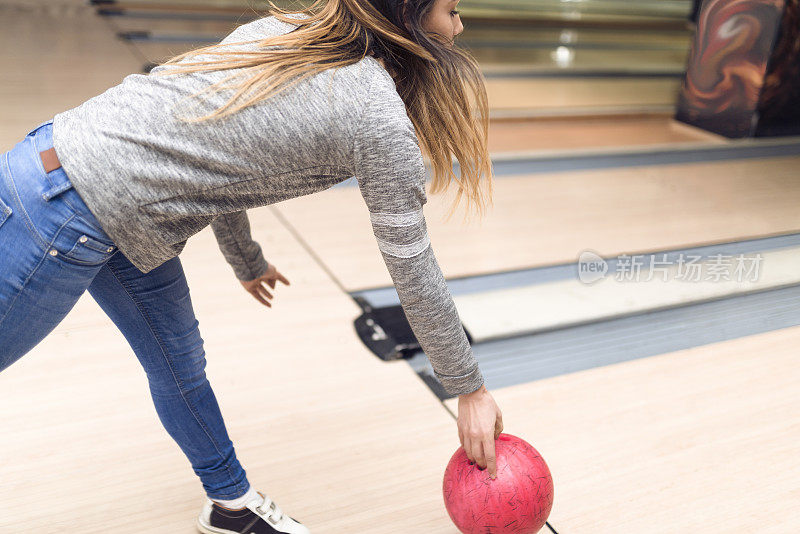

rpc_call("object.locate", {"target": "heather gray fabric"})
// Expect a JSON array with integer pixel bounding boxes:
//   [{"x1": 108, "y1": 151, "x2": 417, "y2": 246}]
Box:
[{"x1": 50, "y1": 15, "x2": 484, "y2": 396}]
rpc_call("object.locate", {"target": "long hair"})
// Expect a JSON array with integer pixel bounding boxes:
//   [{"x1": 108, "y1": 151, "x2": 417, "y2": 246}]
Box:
[{"x1": 154, "y1": 0, "x2": 493, "y2": 222}]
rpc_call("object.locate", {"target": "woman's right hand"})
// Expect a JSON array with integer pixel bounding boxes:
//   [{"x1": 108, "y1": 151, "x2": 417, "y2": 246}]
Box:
[
  {"x1": 457, "y1": 384, "x2": 503, "y2": 479},
  {"x1": 238, "y1": 262, "x2": 290, "y2": 307}
]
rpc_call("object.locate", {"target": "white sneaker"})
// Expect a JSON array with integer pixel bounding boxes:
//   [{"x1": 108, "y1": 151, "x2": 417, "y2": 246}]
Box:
[{"x1": 197, "y1": 491, "x2": 310, "y2": 534}]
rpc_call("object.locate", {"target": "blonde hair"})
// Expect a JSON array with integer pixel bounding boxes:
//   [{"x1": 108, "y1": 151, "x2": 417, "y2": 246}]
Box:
[{"x1": 155, "y1": 0, "x2": 493, "y2": 222}]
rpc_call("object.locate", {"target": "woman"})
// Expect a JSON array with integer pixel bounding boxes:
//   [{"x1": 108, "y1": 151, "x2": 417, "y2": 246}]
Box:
[{"x1": 0, "y1": 0, "x2": 504, "y2": 531}]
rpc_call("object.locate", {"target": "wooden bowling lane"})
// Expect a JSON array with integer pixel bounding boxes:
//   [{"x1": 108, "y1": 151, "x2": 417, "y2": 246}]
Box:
[
  {"x1": 487, "y1": 115, "x2": 721, "y2": 153},
  {"x1": 0, "y1": 3, "x2": 143, "y2": 149},
  {"x1": 484, "y1": 76, "x2": 682, "y2": 111},
  {"x1": 442, "y1": 326, "x2": 800, "y2": 532},
  {"x1": 277, "y1": 155, "x2": 800, "y2": 292}
]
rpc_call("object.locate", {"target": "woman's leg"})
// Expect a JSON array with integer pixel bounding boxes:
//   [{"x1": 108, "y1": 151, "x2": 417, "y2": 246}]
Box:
[
  {"x1": 86, "y1": 252, "x2": 250, "y2": 500},
  {"x1": 0, "y1": 121, "x2": 117, "y2": 369}
]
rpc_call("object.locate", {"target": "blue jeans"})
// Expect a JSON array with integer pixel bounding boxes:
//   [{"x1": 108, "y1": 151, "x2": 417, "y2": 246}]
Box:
[{"x1": 0, "y1": 120, "x2": 250, "y2": 500}]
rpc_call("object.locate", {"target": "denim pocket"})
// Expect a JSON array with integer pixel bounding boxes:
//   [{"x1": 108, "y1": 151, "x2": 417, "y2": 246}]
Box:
[
  {"x1": 0, "y1": 194, "x2": 11, "y2": 231},
  {"x1": 50, "y1": 218, "x2": 117, "y2": 267}
]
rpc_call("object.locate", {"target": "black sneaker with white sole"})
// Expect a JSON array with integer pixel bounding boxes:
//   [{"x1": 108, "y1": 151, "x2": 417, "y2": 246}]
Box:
[{"x1": 197, "y1": 491, "x2": 310, "y2": 534}]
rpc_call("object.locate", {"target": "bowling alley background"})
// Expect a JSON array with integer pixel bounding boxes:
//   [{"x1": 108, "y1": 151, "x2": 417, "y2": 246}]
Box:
[{"x1": 2, "y1": 0, "x2": 800, "y2": 533}]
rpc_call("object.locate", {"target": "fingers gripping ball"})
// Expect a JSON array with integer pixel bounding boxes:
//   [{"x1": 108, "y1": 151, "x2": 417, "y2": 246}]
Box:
[{"x1": 443, "y1": 433, "x2": 554, "y2": 534}]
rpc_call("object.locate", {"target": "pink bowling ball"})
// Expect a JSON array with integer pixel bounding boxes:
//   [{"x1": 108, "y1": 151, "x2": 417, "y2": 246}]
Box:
[{"x1": 443, "y1": 433, "x2": 554, "y2": 534}]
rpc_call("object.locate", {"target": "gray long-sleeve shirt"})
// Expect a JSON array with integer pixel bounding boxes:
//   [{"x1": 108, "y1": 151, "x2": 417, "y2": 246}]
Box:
[{"x1": 51, "y1": 15, "x2": 484, "y2": 396}]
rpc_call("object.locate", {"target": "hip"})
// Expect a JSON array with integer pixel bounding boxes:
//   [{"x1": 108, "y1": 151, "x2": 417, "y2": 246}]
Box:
[{"x1": 0, "y1": 120, "x2": 118, "y2": 267}]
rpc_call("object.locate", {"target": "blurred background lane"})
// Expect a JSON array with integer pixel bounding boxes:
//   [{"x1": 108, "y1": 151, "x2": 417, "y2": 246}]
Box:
[{"x1": 91, "y1": 0, "x2": 704, "y2": 152}]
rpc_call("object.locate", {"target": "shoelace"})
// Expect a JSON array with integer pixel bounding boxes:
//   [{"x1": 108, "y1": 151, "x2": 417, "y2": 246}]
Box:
[{"x1": 254, "y1": 493, "x2": 285, "y2": 525}]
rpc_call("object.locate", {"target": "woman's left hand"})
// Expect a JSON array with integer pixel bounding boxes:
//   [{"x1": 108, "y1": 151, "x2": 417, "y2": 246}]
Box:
[{"x1": 239, "y1": 263, "x2": 290, "y2": 307}]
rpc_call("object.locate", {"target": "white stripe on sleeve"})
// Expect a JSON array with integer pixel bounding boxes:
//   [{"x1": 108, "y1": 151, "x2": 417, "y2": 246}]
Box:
[
  {"x1": 375, "y1": 234, "x2": 431, "y2": 259},
  {"x1": 369, "y1": 208, "x2": 424, "y2": 228}
]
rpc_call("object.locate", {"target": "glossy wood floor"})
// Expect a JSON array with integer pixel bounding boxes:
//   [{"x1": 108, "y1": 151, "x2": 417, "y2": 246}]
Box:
[
  {"x1": 284, "y1": 156, "x2": 800, "y2": 290},
  {"x1": 1, "y1": 4, "x2": 798, "y2": 534},
  {"x1": 487, "y1": 115, "x2": 720, "y2": 152}
]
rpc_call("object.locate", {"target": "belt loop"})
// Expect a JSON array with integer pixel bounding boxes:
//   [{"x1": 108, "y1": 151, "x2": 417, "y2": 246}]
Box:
[{"x1": 42, "y1": 181, "x2": 73, "y2": 202}]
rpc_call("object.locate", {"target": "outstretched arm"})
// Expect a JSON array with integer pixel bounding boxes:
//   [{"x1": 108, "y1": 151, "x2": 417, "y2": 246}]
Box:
[
  {"x1": 353, "y1": 93, "x2": 484, "y2": 398},
  {"x1": 354, "y1": 83, "x2": 502, "y2": 478}
]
